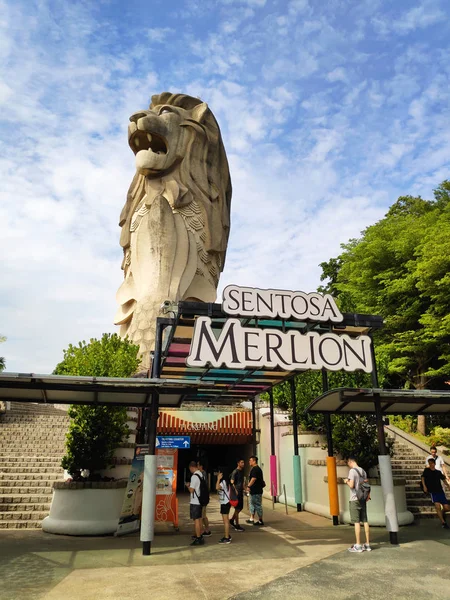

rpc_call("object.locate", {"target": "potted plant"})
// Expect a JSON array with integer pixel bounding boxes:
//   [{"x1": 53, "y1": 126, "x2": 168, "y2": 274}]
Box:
[{"x1": 42, "y1": 334, "x2": 141, "y2": 535}]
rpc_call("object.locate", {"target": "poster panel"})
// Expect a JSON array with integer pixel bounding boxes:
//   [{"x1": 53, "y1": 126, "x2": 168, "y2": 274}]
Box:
[{"x1": 116, "y1": 446, "x2": 178, "y2": 536}]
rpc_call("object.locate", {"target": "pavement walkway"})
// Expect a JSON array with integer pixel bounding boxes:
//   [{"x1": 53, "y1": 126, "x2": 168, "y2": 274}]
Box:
[{"x1": 1, "y1": 496, "x2": 449, "y2": 600}]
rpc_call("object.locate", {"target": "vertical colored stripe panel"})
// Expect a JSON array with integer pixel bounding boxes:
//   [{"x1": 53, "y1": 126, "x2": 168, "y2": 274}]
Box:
[{"x1": 326, "y1": 456, "x2": 339, "y2": 518}]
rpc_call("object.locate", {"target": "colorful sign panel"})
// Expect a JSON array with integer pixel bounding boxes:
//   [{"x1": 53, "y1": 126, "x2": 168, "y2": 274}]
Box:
[
  {"x1": 116, "y1": 446, "x2": 178, "y2": 536},
  {"x1": 156, "y1": 436, "x2": 190, "y2": 449}
]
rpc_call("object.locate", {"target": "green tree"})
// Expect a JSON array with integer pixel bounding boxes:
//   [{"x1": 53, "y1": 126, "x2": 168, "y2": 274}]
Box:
[
  {"x1": 54, "y1": 333, "x2": 141, "y2": 478},
  {"x1": 320, "y1": 181, "x2": 450, "y2": 434}
]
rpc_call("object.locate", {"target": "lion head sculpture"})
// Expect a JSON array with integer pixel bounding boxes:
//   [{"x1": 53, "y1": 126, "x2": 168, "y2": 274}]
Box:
[{"x1": 114, "y1": 92, "x2": 232, "y2": 366}]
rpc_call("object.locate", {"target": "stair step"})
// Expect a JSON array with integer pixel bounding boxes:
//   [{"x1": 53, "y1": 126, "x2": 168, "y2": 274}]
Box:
[
  {"x1": 0, "y1": 502, "x2": 51, "y2": 511},
  {"x1": 0, "y1": 520, "x2": 42, "y2": 529},
  {"x1": 0, "y1": 486, "x2": 53, "y2": 495},
  {"x1": 0, "y1": 467, "x2": 63, "y2": 474},
  {"x1": 0, "y1": 510, "x2": 48, "y2": 520},
  {"x1": 0, "y1": 494, "x2": 52, "y2": 503},
  {"x1": 0, "y1": 473, "x2": 62, "y2": 481}
]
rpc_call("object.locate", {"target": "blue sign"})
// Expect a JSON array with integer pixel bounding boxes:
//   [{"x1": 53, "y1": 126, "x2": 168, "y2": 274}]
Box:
[{"x1": 156, "y1": 436, "x2": 191, "y2": 449}]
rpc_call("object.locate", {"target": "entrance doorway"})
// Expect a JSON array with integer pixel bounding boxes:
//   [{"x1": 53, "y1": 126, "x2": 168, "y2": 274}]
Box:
[{"x1": 176, "y1": 443, "x2": 252, "y2": 492}]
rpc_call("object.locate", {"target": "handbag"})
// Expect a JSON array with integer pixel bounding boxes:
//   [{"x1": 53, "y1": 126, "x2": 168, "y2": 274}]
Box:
[{"x1": 223, "y1": 484, "x2": 239, "y2": 507}]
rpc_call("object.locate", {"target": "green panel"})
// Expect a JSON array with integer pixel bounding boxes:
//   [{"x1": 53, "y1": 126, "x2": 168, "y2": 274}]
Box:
[{"x1": 293, "y1": 454, "x2": 302, "y2": 505}]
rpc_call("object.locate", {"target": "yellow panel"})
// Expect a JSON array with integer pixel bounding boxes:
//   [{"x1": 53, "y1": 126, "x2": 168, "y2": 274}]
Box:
[{"x1": 173, "y1": 325, "x2": 194, "y2": 340}]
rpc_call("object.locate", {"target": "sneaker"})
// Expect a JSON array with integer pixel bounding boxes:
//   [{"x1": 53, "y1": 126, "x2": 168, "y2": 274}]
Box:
[
  {"x1": 441, "y1": 522, "x2": 449, "y2": 529},
  {"x1": 253, "y1": 520, "x2": 264, "y2": 526},
  {"x1": 218, "y1": 536, "x2": 232, "y2": 544},
  {"x1": 190, "y1": 537, "x2": 205, "y2": 546},
  {"x1": 364, "y1": 544, "x2": 372, "y2": 552},
  {"x1": 234, "y1": 525, "x2": 245, "y2": 532},
  {"x1": 246, "y1": 519, "x2": 254, "y2": 524},
  {"x1": 348, "y1": 544, "x2": 364, "y2": 553},
  {"x1": 191, "y1": 534, "x2": 203, "y2": 540},
  {"x1": 202, "y1": 530, "x2": 212, "y2": 537}
]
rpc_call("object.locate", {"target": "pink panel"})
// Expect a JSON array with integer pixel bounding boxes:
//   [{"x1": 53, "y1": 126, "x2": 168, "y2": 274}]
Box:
[{"x1": 270, "y1": 455, "x2": 278, "y2": 496}]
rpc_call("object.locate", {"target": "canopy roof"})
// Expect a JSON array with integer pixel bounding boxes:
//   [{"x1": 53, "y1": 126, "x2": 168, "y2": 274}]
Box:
[
  {"x1": 305, "y1": 388, "x2": 450, "y2": 415},
  {"x1": 159, "y1": 301, "x2": 383, "y2": 404},
  {"x1": 0, "y1": 373, "x2": 215, "y2": 407}
]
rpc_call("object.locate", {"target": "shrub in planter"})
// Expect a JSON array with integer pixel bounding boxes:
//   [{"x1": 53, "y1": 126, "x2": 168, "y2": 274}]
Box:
[{"x1": 54, "y1": 333, "x2": 141, "y2": 480}]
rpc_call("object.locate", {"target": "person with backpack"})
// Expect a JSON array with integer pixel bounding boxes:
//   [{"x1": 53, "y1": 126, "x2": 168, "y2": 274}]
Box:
[
  {"x1": 246, "y1": 455, "x2": 265, "y2": 526},
  {"x1": 216, "y1": 470, "x2": 232, "y2": 544},
  {"x1": 186, "y1": 460, "x2": 209, "y2": 546},
  {"x1": 197, "y1": 459, "x2": 212, "y2": 537},
  {"x1": 344, "y1": 456, "x2": 371, "y2": 553}
]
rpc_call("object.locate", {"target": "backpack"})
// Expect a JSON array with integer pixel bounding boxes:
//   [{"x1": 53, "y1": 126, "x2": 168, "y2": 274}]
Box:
[
  {"x1": 354, "y1": 468, "x2": 371, "y2": 502},
  {"x1": 194, "y1": 473, "x2": 210, "y2": 506}
]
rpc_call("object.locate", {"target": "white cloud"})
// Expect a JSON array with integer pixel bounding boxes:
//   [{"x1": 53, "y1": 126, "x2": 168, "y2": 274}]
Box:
[
  {"x1": 147, "y1": 28, "x2": 175, "y2": 43},
  {"x1": 327, "y1": 67, "x2": 347, "y2": 83}
]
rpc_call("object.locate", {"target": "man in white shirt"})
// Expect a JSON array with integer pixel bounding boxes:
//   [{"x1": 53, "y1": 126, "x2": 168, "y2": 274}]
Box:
[
  {"x1": 344, "y1": 456, "x2": 371, "y2": 553},
  {"x1": 186, "y1": 460, "x2": 204, "y2": 546}
]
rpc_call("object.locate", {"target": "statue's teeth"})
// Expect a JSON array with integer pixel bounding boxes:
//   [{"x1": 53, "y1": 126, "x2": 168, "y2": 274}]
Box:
[{"x1": 147, "y1": 134, "x2": 152, "y2": 142}]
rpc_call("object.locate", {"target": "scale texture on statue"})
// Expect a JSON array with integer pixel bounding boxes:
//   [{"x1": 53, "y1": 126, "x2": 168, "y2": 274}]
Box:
[{"x1": 114, "y1": 92, "x2": 232, "y2": 368}]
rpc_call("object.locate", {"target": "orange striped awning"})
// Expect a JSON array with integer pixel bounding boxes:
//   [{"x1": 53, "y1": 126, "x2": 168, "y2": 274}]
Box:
[{"x1": 157, "y1": 410, "x2": 253, "y2": 445}]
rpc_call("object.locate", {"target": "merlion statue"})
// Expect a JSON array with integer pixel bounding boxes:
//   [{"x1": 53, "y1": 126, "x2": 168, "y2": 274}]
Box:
[{"x1": 114, "y1": 92, "x2": 232, "y2": 368}]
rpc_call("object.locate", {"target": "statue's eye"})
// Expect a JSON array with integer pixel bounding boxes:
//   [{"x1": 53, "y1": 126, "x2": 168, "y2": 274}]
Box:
[{"x1": 159, "y1": 107, "x2": 173, "y2": 115}]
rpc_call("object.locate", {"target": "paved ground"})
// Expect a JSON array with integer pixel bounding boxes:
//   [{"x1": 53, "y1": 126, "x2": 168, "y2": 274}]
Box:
[{"x1": 1, "y1": 497, "x2": 449, "y2": 600}]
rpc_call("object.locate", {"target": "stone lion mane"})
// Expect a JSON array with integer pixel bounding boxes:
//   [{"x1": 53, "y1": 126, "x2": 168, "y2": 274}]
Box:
[{"x1": 115, "y1": 92, "x2": 232, "y2": 365}]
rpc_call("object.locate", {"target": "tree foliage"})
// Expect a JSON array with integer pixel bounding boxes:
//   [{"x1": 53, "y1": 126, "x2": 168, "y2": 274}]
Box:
[
  {"x1": 319, "y1": 181, "x2": 450, "y2": 392},
  {"x1": 54, "y1": 334, "x2": 141, "y2": 478}
]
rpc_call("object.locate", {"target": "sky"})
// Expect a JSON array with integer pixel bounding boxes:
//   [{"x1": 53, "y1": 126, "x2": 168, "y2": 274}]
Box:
[{"x1": 1, "y1": 0, "x2": 450, "y2": 373}]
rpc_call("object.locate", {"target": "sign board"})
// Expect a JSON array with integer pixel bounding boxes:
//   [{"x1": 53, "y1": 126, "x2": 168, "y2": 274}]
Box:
[
  {"x1": 156, "y1": 436, "x2": 190, "y2": 449},
  {"x1": 116, "y1": 445, "x2": 179, "y2": 536},
  {"x1": 186, "y1": 285, "x2": 373, "y2": 374}
]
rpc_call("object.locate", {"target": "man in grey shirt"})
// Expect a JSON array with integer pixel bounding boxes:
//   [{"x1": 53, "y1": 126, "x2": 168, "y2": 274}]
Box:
[{"x1": 344, "y1": 456, "x2": 371, "y2": 553}]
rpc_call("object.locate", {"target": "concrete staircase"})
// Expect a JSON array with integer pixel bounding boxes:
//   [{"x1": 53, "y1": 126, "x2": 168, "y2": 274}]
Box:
[
  {"x1": 0, "y1": 402, "x2": 69, "y2": 529},
  {"x1": 390, "y1": 436, "x2": 435, "y2": 519}
]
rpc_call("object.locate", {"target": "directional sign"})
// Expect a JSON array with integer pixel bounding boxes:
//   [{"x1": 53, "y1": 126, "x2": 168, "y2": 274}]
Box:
[{"x1": 156, "y1": 436, "x2": 190, "y2": 449}]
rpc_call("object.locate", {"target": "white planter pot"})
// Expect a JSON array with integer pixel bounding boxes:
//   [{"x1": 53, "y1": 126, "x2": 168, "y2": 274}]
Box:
[{"x1": 42, "y1": 481, "x2": 127, "y2": 536}]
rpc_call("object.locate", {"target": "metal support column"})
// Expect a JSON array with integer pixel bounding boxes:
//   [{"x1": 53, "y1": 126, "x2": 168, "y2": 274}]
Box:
[
  {"x1": 322, "y1": 370, "x2": 339, "y2": 525},
  {"x1": 269, "y1": 388, "x2": 278, "y2": 502},
  {"x1": 142, "y1": 321, "x2": 165, "y2": 556},
  {"x1": 370, "y1": 335, "x2": 399, "y2": 546},
  {"x1": 251, "y1": 398, "x2": 257, "y2": 456},
  {"x1": 290, "y1": 378, "x2": 302, "y2": 511}
]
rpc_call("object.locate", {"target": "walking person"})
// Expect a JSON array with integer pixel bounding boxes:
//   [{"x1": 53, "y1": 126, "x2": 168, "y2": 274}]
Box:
[
  {"x1": 186, "y1": 460, "x2": 205, "y2": 546},
  {"x1": 230, "y1": 459, "x2": 245, "y2": 532},
  {"x1": 421, "y1": 457, "x2": 450, "y2": 529},
  {"x1": 197, "y1": 458, "x2": 212, "y2": 537},
  {"x1": 216, "y1": 470, "x2": 232, "y2": 544},
  {"x1": 425, "y1": 447, "x2": 450, "y2": 487},
  {"x1": 246, "y1": 455, "x2": 265, "y2": 526},
  {"x1": 344, "y1": 456, "x2": 371, "y2": 552}
]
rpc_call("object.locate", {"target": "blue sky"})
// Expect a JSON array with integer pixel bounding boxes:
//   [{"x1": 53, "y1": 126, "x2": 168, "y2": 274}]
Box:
[{"x1": 1, "y1": 0, "x2": 449, "y2": 372}]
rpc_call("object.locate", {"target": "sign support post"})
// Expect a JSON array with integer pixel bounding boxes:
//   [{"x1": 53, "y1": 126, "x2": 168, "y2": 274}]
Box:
[
  {"x1": 269, "y1": 389, "x2": 278, "y2": 502},
  {"x1": 290, "y1": 377, "x2": 302, "y2": 512},
  {"x1": 323, "y1": 370, "x2": 339, "y2": 526}
]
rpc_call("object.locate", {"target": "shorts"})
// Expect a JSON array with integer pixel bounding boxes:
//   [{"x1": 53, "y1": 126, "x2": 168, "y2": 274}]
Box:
[
  {"x1": 431, "y1": 492, "x2": 448, "y2": 505},
  {"x1": 190, "y1": 504, "x2": 202, "y2": 520},
  {"x1": 220, "y1": 502, "x2": 231, "y2": 515},
  {"x1": 249, "y1": 493, "x2": 263, "y2": 517},
  {"x1": 236, "y1": 493, "x2": 244, "y2": 512},
  {"x1": 349, "y1": 500, "x2": 368, "y2": 524}
]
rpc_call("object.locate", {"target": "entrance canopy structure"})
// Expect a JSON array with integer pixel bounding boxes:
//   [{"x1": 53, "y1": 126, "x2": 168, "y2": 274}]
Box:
[
  {"x1": 306, "y1": 388, "x2": 450, "y2": 416},
  {"x1": 2, "y1": 295, "x2": 448, "y2": 553}
]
